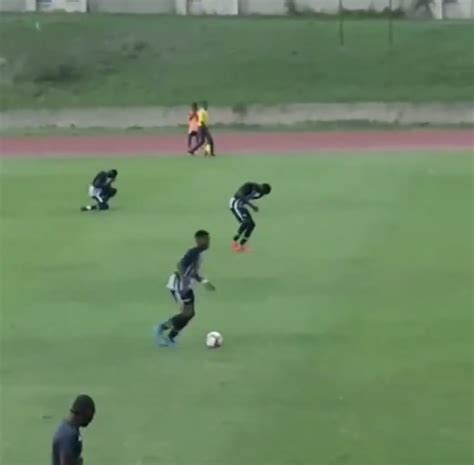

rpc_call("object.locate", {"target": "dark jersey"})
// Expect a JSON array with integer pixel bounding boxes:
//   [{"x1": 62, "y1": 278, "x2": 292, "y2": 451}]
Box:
[
  {"x1": 92, "y1": 171, "x2": 108, "y2": 189},
  {"x1": 178, "y1": 246, "x2": 204, "y2": 290},
  {"x1": 234, "y1": 182, "x2": 264, "y2": 203},
  {"x1": 52, "y1": 420, "x2": 83, "y2": 465}
]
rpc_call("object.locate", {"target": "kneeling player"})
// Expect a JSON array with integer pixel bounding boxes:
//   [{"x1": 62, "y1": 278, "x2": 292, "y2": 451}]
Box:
[
  {"x1": 81, "y1": 169, "x2": 118, "y2": 212},
  {"x1": 229, "y1": 182, "x2": 271, "y2": 252},
  {"x1": 155, "y1": 230, "x2": 215, "y2": 347}
]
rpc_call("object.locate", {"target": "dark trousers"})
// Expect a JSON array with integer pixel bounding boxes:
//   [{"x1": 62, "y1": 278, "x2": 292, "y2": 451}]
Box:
[
  {"x1": 188, "y1": 131, "x2": 198, "y2": 149},
  {"x1": 190, "y1": 126, "x2": 214, "y2": 154}
]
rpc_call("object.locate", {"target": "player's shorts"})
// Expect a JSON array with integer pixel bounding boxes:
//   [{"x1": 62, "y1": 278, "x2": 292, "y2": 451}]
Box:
[
  {"x1": 229, "y1": 197, "x2": 251, "y2": 223},
  {"x1": 166, "y1": 273, "x2": 195, "y2": 305},
  {"x1": 88, "y1": 185, "x2": 105, "y2": 203}
]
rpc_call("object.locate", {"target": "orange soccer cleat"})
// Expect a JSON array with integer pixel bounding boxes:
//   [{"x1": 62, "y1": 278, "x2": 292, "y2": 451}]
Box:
[{"x1": 235, "y1": 244, "x2": 253, "y2": 253}]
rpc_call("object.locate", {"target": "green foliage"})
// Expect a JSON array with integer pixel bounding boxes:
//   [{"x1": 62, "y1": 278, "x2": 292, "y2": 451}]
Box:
[{"x1": 0, "y1": 14, "x2": 472, "y2": 109}]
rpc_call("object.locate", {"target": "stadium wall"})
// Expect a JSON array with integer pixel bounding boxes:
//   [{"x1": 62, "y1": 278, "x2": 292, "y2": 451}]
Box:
[
  {"x1": 0, "y1": 0, "x2": 472, "y2": 17},
  {"x1": 88, "y1": 0, "x2": 174, "y2": 14},
  {"x1": 0, "y1": 0, "x2": 35, "y2": 11}
]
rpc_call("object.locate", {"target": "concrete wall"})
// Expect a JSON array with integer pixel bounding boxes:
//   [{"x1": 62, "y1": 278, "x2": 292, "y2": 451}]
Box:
[
  {"x1": 88, "y1": 0, "x2": 175, "y2": 14},
  {"x1": 187, "y1": 0, "x2": 238, "y2": 15},
  {"x1": 239, "y1": 0, "x2": 408, "y2": 15},
  {"x1": 0, "y1": 0, "x2": 35, "y2": 11},
  {"x1": 1, "y1": 0, "x2": 472, "y2": 17},
  {"x1": 444, "y1": 0, "x2": 474, "y2": 18}
]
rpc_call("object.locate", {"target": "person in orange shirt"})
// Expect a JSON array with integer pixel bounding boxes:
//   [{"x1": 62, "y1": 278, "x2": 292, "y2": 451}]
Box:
[{"x1": 188, "y1": 102, "x2": 199, "y2": 152}]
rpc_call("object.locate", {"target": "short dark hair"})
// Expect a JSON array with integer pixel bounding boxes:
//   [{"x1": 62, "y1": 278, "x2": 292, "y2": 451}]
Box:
[
  {"x1": 195, "y1": 230, "x2": 210, "y2": 239},
  {"x1": 262, "y1": 183, "x2": 272, "y2": 194},
  {"x1": 71, "y1": 395, "x2": 95, "y2": 415},
  {"x1": 107, "y1": 169, "x2": 118, "y2": 178}
]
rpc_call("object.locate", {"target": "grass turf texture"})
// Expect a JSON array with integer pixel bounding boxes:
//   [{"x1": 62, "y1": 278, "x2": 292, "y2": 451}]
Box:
[
  {"x1": 0, "y1": 15, "x2": 473, "y2": 110},
  {"x1": 1, "y1": 153, "x2": 472, "y2": 465}
]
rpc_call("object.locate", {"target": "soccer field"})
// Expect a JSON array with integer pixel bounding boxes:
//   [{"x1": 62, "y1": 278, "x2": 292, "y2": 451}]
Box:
[{"x1": 0, "y1": 152, "x2": 472, "y2": 465}]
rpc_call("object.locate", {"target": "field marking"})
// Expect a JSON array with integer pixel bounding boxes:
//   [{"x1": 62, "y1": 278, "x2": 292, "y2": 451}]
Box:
[{"x1": 0, "y1": 130, "x2": 473, "y2": 158}]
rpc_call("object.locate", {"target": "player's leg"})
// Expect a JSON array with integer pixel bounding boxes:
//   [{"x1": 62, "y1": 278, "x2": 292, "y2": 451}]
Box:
[
  {"x1": 205, "y1": 128, "x2": 215, "y2": 156},
  {"x1": 188, "y1": 131, "x2": 198, "y2": 151},
  {"x1": 189, "y1": 127, "x2": 206, "y2": 154},
  {"x1": 81, "y1": 195, "x2": 108, "y2": 211},
  {"x1": 238, "y1": 217, "x2": 256, "y2": 248},
  {"x1": 82, "y1": 186, "x2": 111, "y2": 212},
  {"x1": 230, "y1": 199, "x2": 253, "y2": 250},
  {"x1": 166, "y1": 301, "x2": 195, "y2": 343},
  {"x1": 157, "y1": 282, "x2": 196, "y2": 346},
  {"x1": 105, "y1": 187, "x2": 117, "y2": 199}
]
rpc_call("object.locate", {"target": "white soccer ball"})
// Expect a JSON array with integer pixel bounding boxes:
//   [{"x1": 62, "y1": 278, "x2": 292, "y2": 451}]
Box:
[{"x1": 206, "y1": 331, "x2": 223, "y2": 348}]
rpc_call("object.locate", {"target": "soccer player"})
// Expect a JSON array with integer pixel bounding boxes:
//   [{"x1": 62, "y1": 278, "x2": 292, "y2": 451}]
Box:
[
  {"x1": 155, "y1": 230, "x2": 215, "y2": 347},
  {"x1": 52, "y1": 394, "x2": 96, "y2": 465},
  {"x1": 188, "y1": 102, "x2": 199, "y2": 152},
  {"x1": 80, "y1": 169, "x2": 118, "y2": 212},
  {"x1": 189, "y1": 101, "x2": 215, "y2": 156},
  {"x1": 229, "y1": 182, "x2": 272, "y2": 252}
]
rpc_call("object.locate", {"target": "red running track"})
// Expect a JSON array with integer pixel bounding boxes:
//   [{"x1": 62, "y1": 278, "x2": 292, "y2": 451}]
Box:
[{"x1": 0, "y1": 130, "x2": 472, "y2": 157}]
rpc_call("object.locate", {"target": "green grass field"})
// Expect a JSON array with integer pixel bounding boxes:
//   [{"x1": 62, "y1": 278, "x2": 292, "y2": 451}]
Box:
[
  {"x1": 0, "y1": 152, "x2": 472, "y2": 465},
  {"x1": 0, "y1": 15, "x2": 473, "y2": 109}
]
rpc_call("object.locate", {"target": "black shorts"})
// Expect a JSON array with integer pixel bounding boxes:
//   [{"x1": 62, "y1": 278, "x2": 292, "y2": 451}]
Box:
[
  {"x1": 230, "y1": 197, "x2": 251, "y2": 223},
  {"x1": 168, "y1": 274, "x2": 195, "y2": 305},
  {"x1": 170, "y1": 289, "x2": 195, "y2": 305}
]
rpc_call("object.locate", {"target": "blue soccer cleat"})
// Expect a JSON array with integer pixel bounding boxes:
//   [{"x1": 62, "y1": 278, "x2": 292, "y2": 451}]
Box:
[{"x1": 154, "y1": 324, "x2": 170, "y2": 347}]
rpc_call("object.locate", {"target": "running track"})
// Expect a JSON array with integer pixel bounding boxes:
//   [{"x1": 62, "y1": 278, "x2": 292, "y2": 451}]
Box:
[{"x1": 0, "y1": 130, "x2": 472, "y2": 157}]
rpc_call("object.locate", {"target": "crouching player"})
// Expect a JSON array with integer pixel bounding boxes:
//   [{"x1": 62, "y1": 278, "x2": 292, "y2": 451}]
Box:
[
  {"x1": 155, "y1": 230, "x2": 215, "y2": 347},
  {"x1": 81, "y1": 169, "x2": 118, "y2": 212}
]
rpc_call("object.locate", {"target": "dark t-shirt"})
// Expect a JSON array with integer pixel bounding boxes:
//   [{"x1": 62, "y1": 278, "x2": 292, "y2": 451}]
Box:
[
  {"x1": 52, "y1": 420, "x2": 83, "y2": 465},
  {"x1": 234, "y1": 182, "x2": 264, "y2": 202}
]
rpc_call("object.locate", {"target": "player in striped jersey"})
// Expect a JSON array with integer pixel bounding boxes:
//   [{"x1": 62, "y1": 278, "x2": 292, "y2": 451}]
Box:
[
  {"x1": 155, "y1": 230, "x2": 215, "y2": 347},
  {"x1": 229, "y1": 182, "x2": 272, "y2": 252}
]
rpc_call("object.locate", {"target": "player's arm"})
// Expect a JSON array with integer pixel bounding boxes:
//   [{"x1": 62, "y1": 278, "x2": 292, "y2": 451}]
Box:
[
  {"x1": 194, "y1": 272, "x2": 216, "y2": 291},
  {"x1": 58, "y1": 434, "x2": 80, "y2": 465},
  {"x1": 246, "y1": 201, "x2": 259, "y2": 212}
]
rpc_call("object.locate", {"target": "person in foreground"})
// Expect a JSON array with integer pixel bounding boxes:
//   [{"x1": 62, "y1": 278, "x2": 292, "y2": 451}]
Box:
[
  {"x1": 52, "y1": 394, "x2": 96, "y2": 465},
  {"x1": 155, "y1": 230, "x2": 215, "y2": 347},
  {"x1": 81, "y1": 169, "x2": 118, "y2": 211},
  {"x1": 188, "y1": 101, "x2": 215, "y2": 156},
  {"x1": 230, "y1": 182, "x2": 272, "y2": 252}
]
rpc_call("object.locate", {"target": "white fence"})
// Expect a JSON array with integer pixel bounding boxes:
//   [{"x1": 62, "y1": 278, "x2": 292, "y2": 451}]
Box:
[{"x1": 1, "y1": 0, "x2": 473, "y2": 18}]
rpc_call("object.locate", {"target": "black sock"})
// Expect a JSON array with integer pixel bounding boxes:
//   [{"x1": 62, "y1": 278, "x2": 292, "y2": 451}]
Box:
[
  {"x1": 240, "y1": 237, "x2": 248, "y2": 245},
  {"x1": 233, "y1": 234, "x2": 240, "y2": 242},
  {"x1": 168, "y1": 329, "x2": 180, "y2": 341}
]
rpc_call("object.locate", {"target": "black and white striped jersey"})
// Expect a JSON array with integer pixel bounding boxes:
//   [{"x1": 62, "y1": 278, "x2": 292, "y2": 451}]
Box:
[{"x1": 167, "y1": 246, "x2": 205, "y2": 293}]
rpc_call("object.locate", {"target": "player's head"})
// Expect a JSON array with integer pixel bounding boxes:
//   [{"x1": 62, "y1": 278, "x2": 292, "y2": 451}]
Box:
[
  {"x1": 262, "y1": 183, "x2": 272, "y2": 195},
  {"x1": 195, "y1": 229, "x2": 210, "y2": 250},
  {"x1": 191, "y1": 102, "x2": 198, "y2": 111},
  {"x1": 107, "y1": 169, "x2": 118, "y2": 179},
  {"x1": 70, "y1": 394, "x2": 95, "y2": 427}
]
